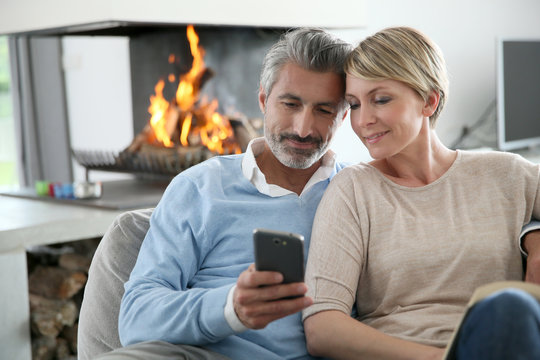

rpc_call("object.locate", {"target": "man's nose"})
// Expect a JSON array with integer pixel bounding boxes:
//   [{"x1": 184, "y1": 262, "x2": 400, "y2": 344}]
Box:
[{"x1": 293, "y1": 109, "x2": 315, "y2": 138}]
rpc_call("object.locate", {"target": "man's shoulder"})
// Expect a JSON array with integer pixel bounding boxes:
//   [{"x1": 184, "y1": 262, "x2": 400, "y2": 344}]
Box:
[
  {"x1": 335, "y1": 161, "x2": 350, "y2": 172},
  {"x1": 182, "y1": 154, "x2": 243, "y2": 178},
  {"x1": 166, "y1": 154, "x2": 244, "y2": 190}
]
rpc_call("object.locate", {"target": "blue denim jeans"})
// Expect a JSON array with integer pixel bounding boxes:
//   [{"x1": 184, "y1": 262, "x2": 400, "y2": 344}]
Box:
[{"x1": 456, "y1": 288, "x2": 540, "y2": 360}]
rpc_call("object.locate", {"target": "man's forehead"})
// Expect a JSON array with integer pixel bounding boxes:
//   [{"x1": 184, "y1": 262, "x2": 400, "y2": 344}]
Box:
[{"x1": 271, "y1": 64, "x2": 344, "y2": 103}]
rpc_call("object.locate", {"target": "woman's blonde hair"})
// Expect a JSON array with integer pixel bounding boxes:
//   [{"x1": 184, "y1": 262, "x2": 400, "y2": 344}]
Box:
[{"x1": 345, "y1": 26, "x2": 449, "y2": 126}]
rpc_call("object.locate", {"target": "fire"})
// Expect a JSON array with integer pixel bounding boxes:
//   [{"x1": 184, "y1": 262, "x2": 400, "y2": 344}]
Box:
[
  {"x1": 147, "y1": 25, "x2": 241, "y2": 154},
  {"x1": 176, "y1": 25, "x2": 203, "y2": 111},
  {"x1": 148, "y1": 79, "x2": 172, "y2": 147}
]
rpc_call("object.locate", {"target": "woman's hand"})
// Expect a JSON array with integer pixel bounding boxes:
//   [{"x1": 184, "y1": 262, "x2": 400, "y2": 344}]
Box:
[
  {"x1": 424, "y1": 347, "x2": 446, "y2": 360},
  {"x1": 524, "y1": 231, "x2": 540, "y2": 284},
  {"x1": 304, "y1": 310, "x2": 445, "y2": 360}
]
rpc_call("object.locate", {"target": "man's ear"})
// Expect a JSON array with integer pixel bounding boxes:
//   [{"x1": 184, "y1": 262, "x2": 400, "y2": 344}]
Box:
[
  {"x1": 341, "y1": 108, "x2": 349, "y2": 121},
  {"x1": 422, "y1": 91, "x2": 440, "y2": 117},
  {"x1": 258, "y1": 85, "x2": 267, "y2": 114},
  {"x1": 333, "y1": 108, "x2": 348, "y2": 128}
]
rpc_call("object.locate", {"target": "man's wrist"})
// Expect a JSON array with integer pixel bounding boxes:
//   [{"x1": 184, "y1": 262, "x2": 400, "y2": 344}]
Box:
[{"x1": 224, "y1": 284, "x2": 249, "y2": 333}]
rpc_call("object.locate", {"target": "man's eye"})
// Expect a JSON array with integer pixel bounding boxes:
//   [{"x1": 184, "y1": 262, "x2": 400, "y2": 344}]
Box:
[
  {"x1": 318, "y1": 108, "x2": 334, "y2": 115},
  {"x1": 283, "y1": 102, "x2": 298, "y2": 108}
]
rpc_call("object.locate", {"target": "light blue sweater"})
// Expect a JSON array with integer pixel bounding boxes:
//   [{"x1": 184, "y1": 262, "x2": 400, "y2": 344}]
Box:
[{"x1": 119, "y1": 154, "x2": 346, "y2": 359}]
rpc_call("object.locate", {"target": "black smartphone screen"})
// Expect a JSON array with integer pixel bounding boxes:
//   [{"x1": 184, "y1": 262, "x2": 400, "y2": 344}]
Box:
[{"x1": 253, "y1": 228, "x2": 304, "y2": 283}]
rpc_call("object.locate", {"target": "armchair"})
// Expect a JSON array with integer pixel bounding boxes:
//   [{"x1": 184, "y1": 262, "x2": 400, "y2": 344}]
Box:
[{"x1": 77, "y1": 208, "x2": 153, "y2": 359}]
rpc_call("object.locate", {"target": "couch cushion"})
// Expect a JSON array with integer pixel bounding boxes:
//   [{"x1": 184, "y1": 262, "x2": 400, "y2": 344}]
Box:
[{"x1": 77, "y1": 208, "x2": 153, "y2": 360}]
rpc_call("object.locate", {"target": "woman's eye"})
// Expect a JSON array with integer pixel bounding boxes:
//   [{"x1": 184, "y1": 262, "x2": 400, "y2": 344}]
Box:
[
  {"x1": 374, "y1": 97, "x2": 391, "y2": 105},
  {"x1": 349, "y1": 103, "x2": 360, "y2": 110}
]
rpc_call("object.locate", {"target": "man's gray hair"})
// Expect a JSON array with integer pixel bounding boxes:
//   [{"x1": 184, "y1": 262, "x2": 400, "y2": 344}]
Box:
[{"x1": 260, "y1": 28, "x2": 352, "y2": 97}]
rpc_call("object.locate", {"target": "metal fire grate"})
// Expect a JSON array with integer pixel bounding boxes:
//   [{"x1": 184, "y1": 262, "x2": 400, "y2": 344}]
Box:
[{"x1": 72, "y1": 146, "x2": 215, "y2": 178}]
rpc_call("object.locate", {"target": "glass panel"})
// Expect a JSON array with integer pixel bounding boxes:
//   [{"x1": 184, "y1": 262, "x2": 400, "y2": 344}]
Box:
[{"x1": 0, "y1": 35, "x2": 18, "y2": 188}]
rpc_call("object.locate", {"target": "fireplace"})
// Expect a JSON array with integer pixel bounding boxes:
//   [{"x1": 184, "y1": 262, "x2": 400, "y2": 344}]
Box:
[
  {"x1": 1, "y1": 22, "x2": 285, "y2": 209},
  {"x1": 69, "y1": 24, "x2": 270, "y2": 179},
  {"x1": 8, "y1": 21, "x2": 291, "y2": 186}
]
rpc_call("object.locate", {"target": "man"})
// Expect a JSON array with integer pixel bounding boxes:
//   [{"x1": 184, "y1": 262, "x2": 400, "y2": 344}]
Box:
[{"x1": 97, "y1": 28, "x2": 352, "y2": 360}]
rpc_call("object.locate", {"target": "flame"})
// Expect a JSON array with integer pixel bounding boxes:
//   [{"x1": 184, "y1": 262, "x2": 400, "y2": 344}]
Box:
[
  {"x1": 176, "y1": 25, "x2": 204, "y2": 111},
  {"x1": 148, "y1": 79, "x2": 172, "y2": 147},
  {"x1": 199, "y1": 99, "x2": 235, "y2": 154},
  {"x1": 147, "y1": 25, "x2": 241, "y2": 155},
  {"x1": 180, "y1": 113, "x2": 192, "y2": 146}
]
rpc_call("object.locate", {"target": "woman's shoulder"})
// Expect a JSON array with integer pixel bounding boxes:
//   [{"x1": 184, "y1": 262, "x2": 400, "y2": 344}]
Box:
[
  {"x1": 335, "y1": 162, "x2": 379, "y2": 179},
  {"x1": 459, "y1": 149, "x2": 535, "y2": 168},
  {"x1": 457, "y1": 150, "x2": 540, "y2": 182},
  {"x1": 329, "y1": 162, "x2": 382, "y2": 190}
]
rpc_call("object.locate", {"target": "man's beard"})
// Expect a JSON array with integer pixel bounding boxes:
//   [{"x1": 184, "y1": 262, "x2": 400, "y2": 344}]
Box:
[{"x1": 265, "y1": 131, "x2": 329, "y2": 169}]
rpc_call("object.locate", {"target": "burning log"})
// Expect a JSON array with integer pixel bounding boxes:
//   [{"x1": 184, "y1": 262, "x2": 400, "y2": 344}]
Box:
[
  {"x1": 126, "y1": 124, "x2": 153, "y2": 153},
  {"x1": 126, "y1": 65, "x2": 218, "y2": 154},
  {"x1": 136, "y1": 143, "x2": 213, "y2": 166},
  {"x1": 129, "y1": 25, "x2": 246, "y2": 157},
  {"x1": 164, "y1": 102, "x2": 181, "y2": 139},
  {"x1": 230, "y1": 118, "x2": 259, "y2": 152}
]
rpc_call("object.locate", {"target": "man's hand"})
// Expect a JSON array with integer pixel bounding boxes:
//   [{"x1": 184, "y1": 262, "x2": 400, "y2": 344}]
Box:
[
  {"x1": 233, "y1": 264, "x2": 313, "y2": 329},
  {"x1": 524, "y1": 230, "x2": 540, "y2": 284}
]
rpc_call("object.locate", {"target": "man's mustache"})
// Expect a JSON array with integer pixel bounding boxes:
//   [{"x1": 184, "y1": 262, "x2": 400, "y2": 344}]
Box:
[{"x1": 280, "y1": 134, "x2": 321, "y2": 146}]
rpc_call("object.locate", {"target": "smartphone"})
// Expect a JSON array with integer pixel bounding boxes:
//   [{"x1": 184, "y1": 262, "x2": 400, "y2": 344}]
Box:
[{"x1": 253, "y1": 228, "x2": 305, "y2": 284}]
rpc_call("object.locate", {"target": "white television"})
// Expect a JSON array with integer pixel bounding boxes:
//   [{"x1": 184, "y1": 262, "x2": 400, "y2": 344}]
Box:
[{"x1": 497, "y1": 39, "x2": 540, "y2": 151}]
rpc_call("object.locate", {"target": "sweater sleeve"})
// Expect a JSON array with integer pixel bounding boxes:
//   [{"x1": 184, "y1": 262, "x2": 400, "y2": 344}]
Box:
[
  {"x1": 303, "y1": 168, "x2": 366, "y2": 320},
  {"x1": 517, "y1": 156, "x2": 540, "y2": 256},
  {"x1": 519, "y1": 221, "x2": 540, "y2": 256},
  {"x1": 118, "y1": 175, "x2": 236, "y2": 346}
]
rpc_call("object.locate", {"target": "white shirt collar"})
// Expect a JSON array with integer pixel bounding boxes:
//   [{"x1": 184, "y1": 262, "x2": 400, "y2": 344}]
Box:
[{"x1": 241, "y1": 137, "x2": 337, "y2": 197}]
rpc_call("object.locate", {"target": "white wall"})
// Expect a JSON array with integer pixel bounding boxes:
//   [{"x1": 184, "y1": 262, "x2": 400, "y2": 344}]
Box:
[
  {"x1": 330, "y1": 0, "x2": 540, "y2": 164},
  {"x1": 63, "y1": 0, "x2": 540, "y2": 174},
  {"x1": 63, "y1": 36, "x2": 134, "y2": 181}
]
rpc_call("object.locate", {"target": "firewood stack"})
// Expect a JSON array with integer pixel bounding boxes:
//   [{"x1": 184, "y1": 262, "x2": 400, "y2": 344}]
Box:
[{"x1": 27, "y1": 239, "x2": 99, "y2": 360}]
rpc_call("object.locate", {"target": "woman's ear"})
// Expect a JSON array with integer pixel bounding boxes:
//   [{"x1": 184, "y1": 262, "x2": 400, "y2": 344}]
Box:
[{"x1": 422, "y1": 91, "x2": 440, "y2": 117}]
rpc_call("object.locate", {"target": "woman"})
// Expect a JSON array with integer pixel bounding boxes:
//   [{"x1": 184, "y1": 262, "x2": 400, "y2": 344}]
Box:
[{"x1": 302, "y1": 26, "x2": 540, "y2": 360}]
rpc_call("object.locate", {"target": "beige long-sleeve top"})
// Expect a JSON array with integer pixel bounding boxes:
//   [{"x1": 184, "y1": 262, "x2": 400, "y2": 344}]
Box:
[{"x1": 303, "y1": 150, "x2": 540, "y2": 347}]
